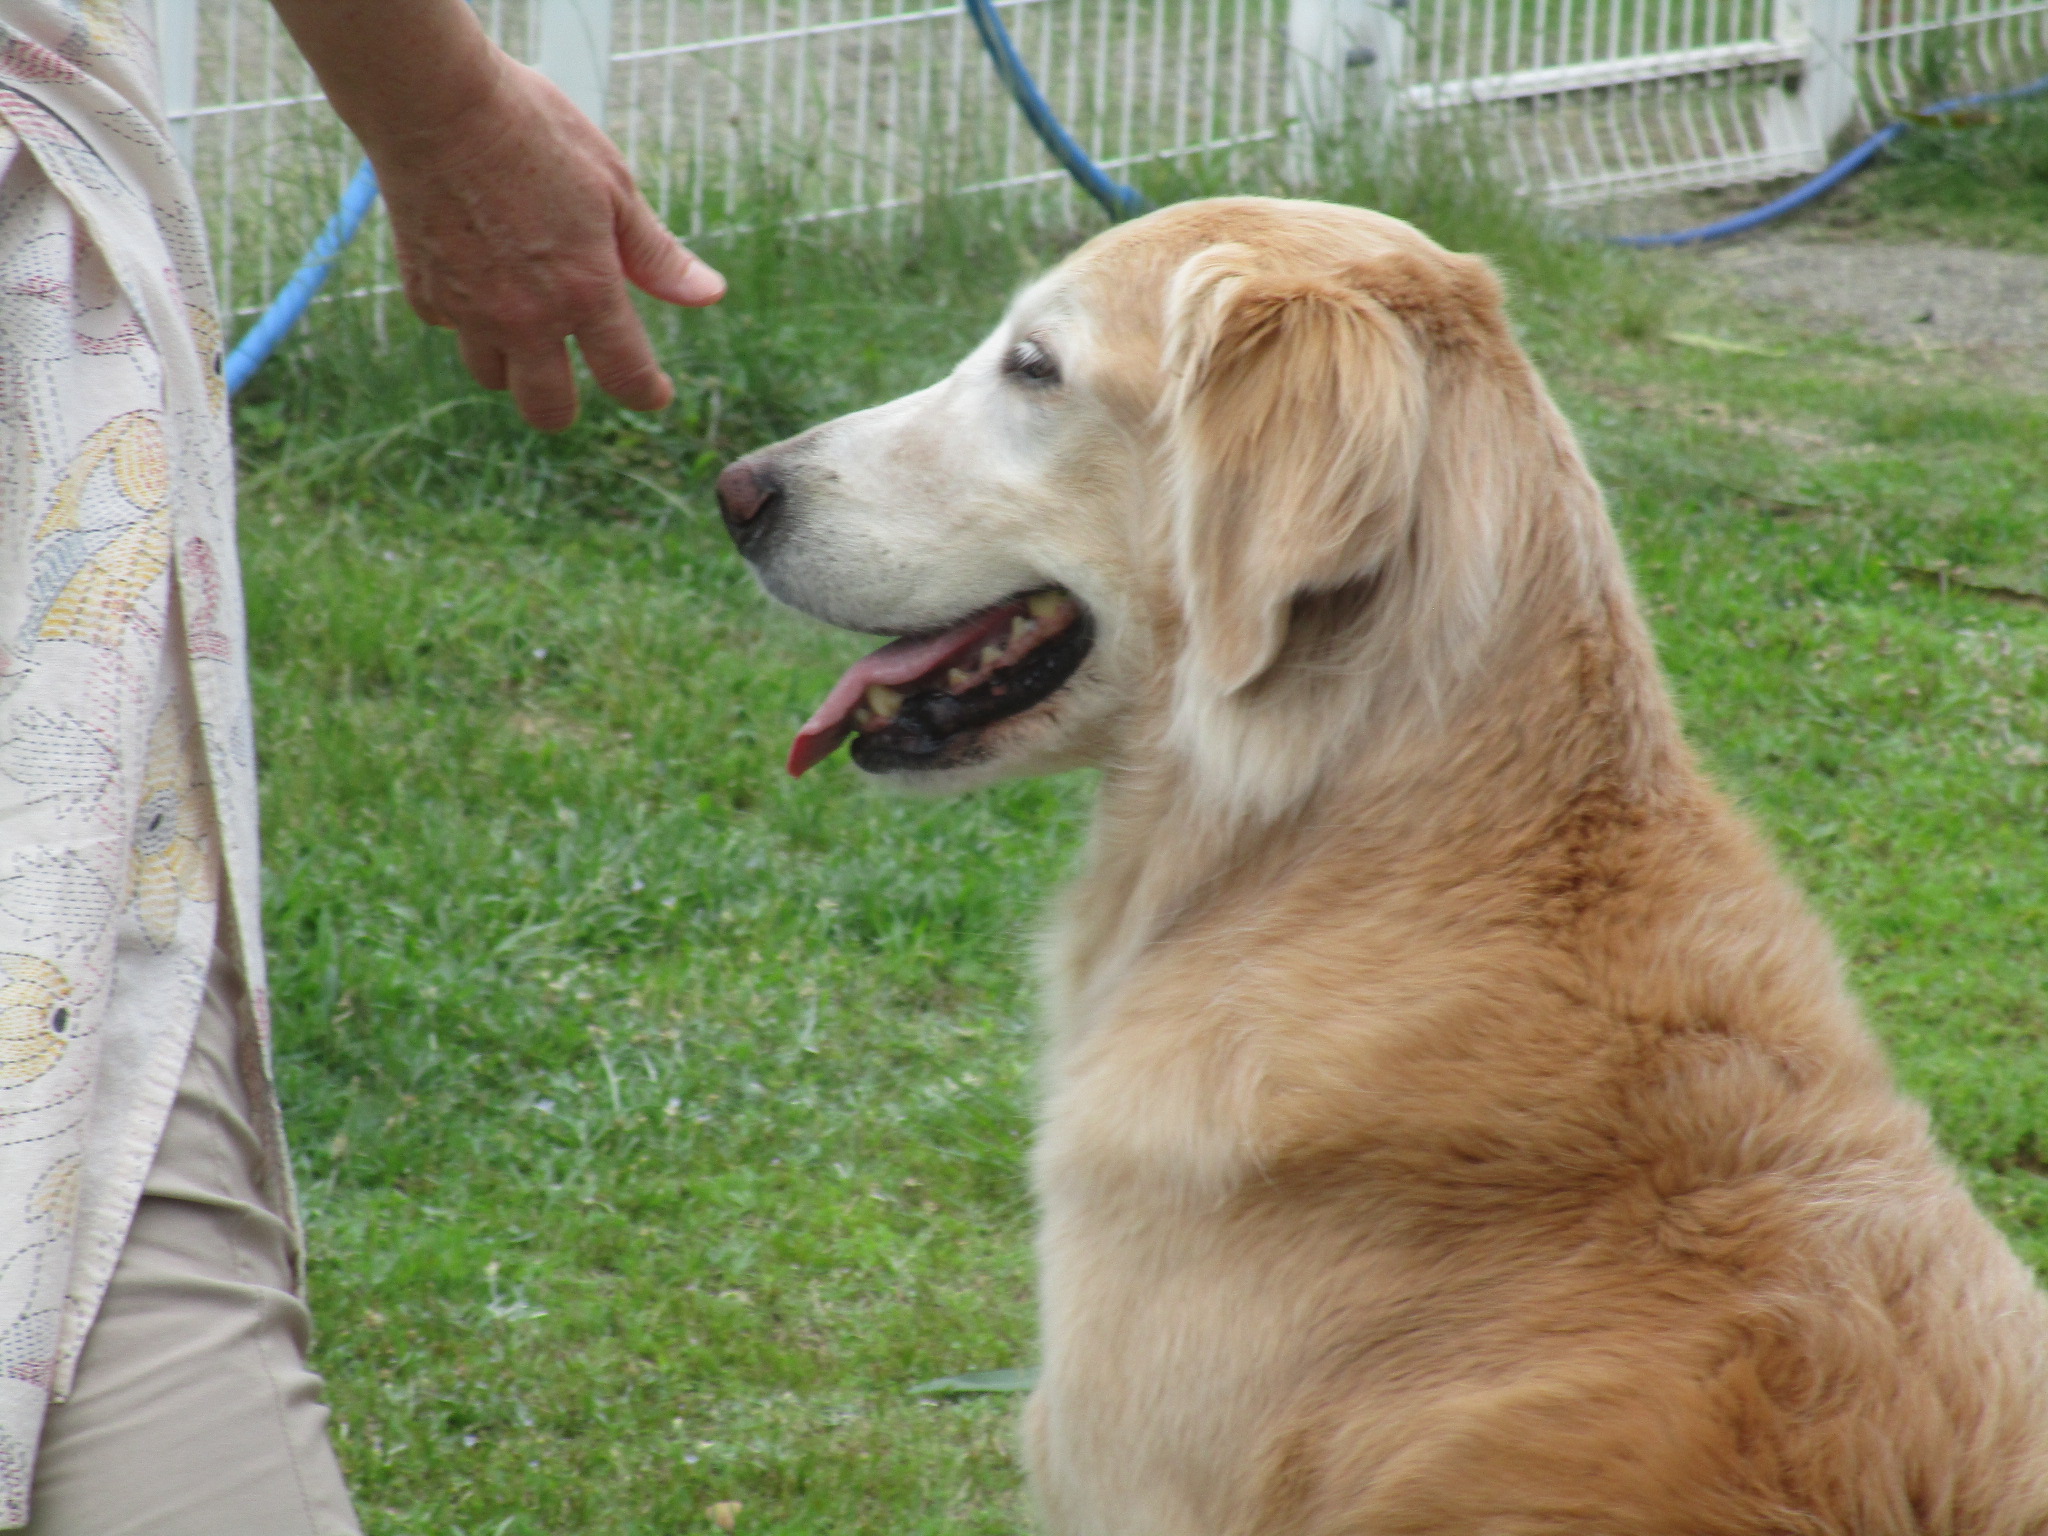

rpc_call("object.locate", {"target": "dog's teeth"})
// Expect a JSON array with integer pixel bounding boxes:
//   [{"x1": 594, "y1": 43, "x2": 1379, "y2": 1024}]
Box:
[
  {"x1": 854, "y1": 706, "x2": 876, "y2": 729},
  {"x1": 947, "y1": 668, "x2": 972, "y2": 692},
  {"x1": 980, "y1": 645, "x2": 1003, "y2": 669},
  {"x1": 1028, "y1": 590, "x2": 1069, "y2": 620},
  {"x1": 1010, "y1": 615, "x2": 1034, "y2": 644},
  {"x1": 864, "y1": 684, "x2": 903, "y2": 720}
]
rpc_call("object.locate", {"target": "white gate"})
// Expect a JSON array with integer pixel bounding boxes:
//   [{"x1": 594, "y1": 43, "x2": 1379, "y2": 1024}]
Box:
[{"x1": 1289, "y1": 0, "x2": 2047, "y2": 203}]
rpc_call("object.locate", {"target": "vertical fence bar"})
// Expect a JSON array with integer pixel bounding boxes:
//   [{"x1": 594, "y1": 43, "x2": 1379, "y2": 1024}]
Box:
[
  {"x1": 1117, "y1": 0, "x2": 1137, "y2": 170},
  {"x1": 882, "y1": 3, "x2": 907, "y2": 229},
  {"x1": 1220, "y1": 0, "x2": 1236, "y2": 154},
  {"x1": 1176, "y1": 0, "x2": 1196, "y2": 166},
  {"x1": 851, "y1": 0, "x2": 874, "y2": 211},
  {"x1": 1285, "y1": 0, "x2": 1346, "y2": 170},
  {"x1": 621, "y1": 0, "x2": 644, "y2": 186},
  {"x1": 155, "y1": 0, "x2": 200, "y2": 162},
  {"x1": 536, "y1": 0, "x2": 617, "y2": 123},
  {"x1": 1063, "y1": 0, "x2": 1087, "y2": 223},
  {"x1": 1155, "y1": 0, "x2": 1171, "y2": 171},
  {"x1": 1287, "y1": 0, "x2": 1397, "y2": 166},
  {"x1": 656, "y1": 0, "x2": 679, "y2": 217},
  {"x1": 1789, "y1": 0, "x2": 1860, "y2": 150},
  {"x1": 219, "y1": 2, "x2": 240, "y2": 318},
  {"x1": 792, "y1": 0, "x2": 815, "y2": 209},
  {"x1": 1354, "y1": 0, "x2": 1407, "y2": 134},
  {"x1": 1196, "y1": 0, "x2": 1212, "y2": 154},
  {"x1": 256, "y1": 5, "x2": 278, "y2": 308}
]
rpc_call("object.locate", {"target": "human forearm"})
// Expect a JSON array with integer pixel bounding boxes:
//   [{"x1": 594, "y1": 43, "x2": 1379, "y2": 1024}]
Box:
[{"x1": 265, "y1": 0, "x2": 504, "y2": 156}]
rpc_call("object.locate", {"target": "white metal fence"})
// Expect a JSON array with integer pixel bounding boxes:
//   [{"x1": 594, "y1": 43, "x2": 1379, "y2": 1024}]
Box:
[
  {"x1": 1317, "y1": 0, "x2": 2048, "y2": 203},
  {"x1": 155, "y1": 0, "x2": 2048, "y2": 322},
  {"x1": 156, "y1": 0, "x2": 1295, "y2": 322}
]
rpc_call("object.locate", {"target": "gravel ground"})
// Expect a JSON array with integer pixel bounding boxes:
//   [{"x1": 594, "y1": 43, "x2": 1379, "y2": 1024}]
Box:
[
  {"x1": 1588, "y1": 191, "x2": 2048, "y2": 375},
  {"x1": 1697, "y1": 234, "x2": 2048, "y2": 350}
]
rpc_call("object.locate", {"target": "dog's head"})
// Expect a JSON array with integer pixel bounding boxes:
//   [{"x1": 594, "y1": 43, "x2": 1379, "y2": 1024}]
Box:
[{"x1": 719, "y1": 197, "x2": 1540, "y2": 805}]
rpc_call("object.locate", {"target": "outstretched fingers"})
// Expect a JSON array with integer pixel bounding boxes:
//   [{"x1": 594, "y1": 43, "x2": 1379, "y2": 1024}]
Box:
[
  {"x1": 504, "y1": 343, "x2": 580, "y2": 433},
  {"x1": 573, "y1": 293, "x2": 674, "y2": 416}
]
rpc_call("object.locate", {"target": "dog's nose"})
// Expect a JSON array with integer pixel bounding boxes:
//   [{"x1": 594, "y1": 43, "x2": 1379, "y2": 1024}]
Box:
[{"x1": 716, "y1": 457, "x2": 784, "y2": 551}]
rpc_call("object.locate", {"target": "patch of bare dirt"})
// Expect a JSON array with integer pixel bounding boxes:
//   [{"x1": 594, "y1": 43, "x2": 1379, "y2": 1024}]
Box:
[{"x1": 1699, "y1": 235, "x2": 2048, "y2": 351}]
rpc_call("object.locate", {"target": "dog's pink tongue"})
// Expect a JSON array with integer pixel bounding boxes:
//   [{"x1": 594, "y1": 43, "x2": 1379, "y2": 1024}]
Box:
[{"x1": 786, "y1": 605, "x2": 1019, "y2": 777}]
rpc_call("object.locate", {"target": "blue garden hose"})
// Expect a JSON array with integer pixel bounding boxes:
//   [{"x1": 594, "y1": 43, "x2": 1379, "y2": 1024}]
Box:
[
  {"x1": 223, "y1": 158, "x2": 380, "y2": 394},
  {"x1": 1613, "y1": 70, "x2": 2048, "y2": 246},
  {"x1": 963, "y1": 0, "x2": 1150, "y2": 220}
]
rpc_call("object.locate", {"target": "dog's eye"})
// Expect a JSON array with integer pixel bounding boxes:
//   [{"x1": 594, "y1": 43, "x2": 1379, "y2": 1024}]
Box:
[{"x1": 1004, "y1": 338, "x2": 1060, "y2": 386}]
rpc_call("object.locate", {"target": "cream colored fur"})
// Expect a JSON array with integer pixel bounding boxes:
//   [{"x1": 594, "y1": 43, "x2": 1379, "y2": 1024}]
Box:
[{"x1": 729, "y1": 197, "x2": 2048, "y2": 1534}]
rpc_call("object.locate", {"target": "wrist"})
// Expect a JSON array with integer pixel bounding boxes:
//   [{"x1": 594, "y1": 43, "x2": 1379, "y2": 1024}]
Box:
[{"x1": 344, "y1": 50, "x2": 514, "y2": 166}]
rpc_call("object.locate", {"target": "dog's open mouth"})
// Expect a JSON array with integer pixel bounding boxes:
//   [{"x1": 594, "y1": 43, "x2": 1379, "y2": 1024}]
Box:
[{"x1": 787, "y1": 590, "x2": 1093, "y2": 776}]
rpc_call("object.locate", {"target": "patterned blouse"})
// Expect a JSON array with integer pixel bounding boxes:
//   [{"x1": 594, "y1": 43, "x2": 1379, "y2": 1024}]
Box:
[{"x1": 0, "y1": 0, "x2": 286, "y2": 1521}]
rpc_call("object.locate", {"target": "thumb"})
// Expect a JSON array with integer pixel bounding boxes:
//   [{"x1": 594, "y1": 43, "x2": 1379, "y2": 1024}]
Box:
[{"x1": 619, "y1": 196, "x2": 725, "y2": 307}]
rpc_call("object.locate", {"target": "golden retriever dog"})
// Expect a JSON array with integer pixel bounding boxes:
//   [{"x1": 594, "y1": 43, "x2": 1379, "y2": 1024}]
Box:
[{"x1": 714, "y1": 197, "x2": 2048, "y2": 1533}]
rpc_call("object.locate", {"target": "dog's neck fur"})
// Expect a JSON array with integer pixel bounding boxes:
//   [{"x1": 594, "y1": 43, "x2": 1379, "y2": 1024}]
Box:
[{"x1": 1047, "y1": 386, "x2": 1696, "y2": 1030}]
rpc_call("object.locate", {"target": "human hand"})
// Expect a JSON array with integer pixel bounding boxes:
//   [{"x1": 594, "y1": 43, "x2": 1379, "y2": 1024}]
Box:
[{"x1": 367, "y1": 55, "x2": 724, "y2": 431}]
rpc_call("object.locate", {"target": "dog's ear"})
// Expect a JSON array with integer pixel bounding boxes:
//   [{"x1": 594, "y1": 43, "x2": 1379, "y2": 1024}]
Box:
[{"x1": 1161, "y1": 243, "x2": 1429, "y2": 694}]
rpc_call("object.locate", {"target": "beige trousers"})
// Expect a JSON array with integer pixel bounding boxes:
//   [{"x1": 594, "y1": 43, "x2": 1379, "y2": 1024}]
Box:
[{"x1": 23, "y1": 945, "x2": 360, "y2": 1536}]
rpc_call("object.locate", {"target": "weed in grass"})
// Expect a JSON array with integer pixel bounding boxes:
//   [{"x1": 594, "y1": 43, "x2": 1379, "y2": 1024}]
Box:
[{"x1": 234, "y1": 149, "x2": 2046, "y2": 1532}]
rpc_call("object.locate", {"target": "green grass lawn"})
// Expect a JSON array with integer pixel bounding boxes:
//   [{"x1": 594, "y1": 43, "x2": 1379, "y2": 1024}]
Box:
[{"x1": 235, "y1": 156, "x2": 2047, "y2": 1533}]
